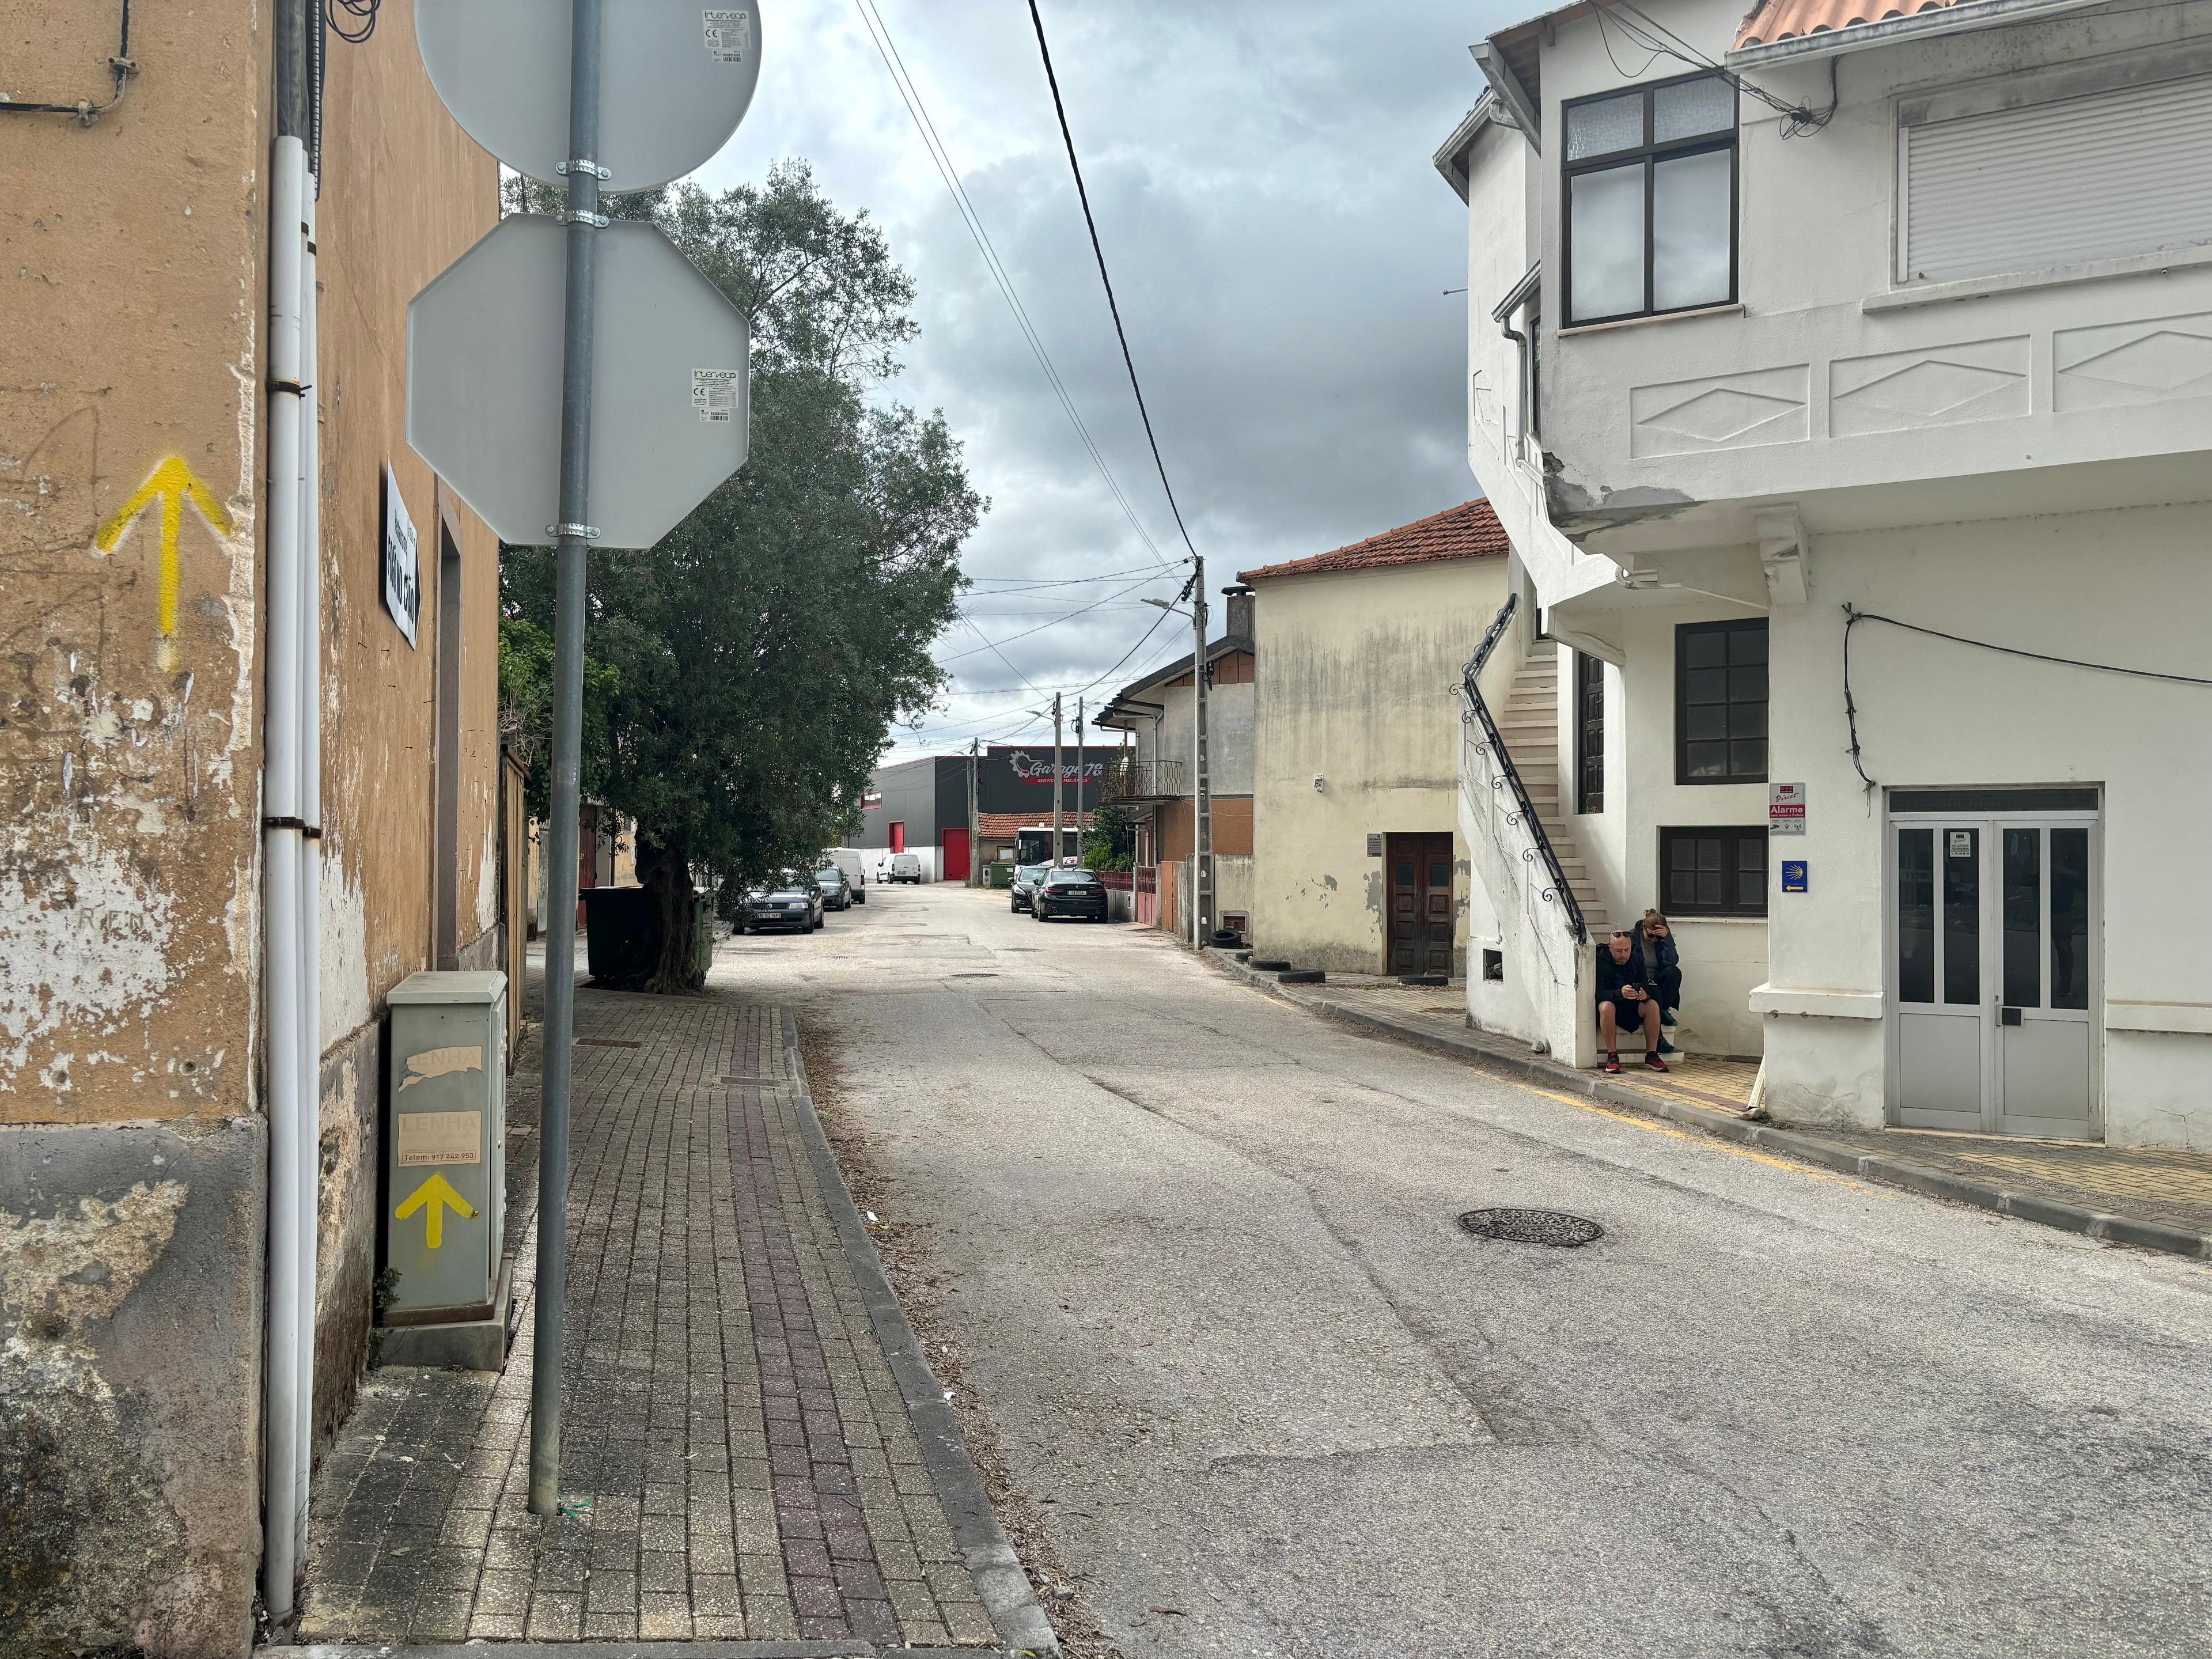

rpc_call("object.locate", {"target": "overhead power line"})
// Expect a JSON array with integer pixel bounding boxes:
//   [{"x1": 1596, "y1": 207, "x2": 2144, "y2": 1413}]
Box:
[
  {"x1": 1078, "y1": 567, "x2": 1196, "y2": 699},
  {"x1": 852, "y1": 0, "x2": 1177, "y2": 565},
  {"x1": 963, "y1": 559, "x2": 1182, "y2": 592},
  {"x1": 938, "y1": 573, "x2": 1164, "y2": 663},
  {"x1": 1026, "y1": 0, "x2": 1204, "y2": 564}
]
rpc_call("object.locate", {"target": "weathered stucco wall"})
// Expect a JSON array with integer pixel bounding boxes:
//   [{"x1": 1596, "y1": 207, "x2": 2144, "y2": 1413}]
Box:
[
  {"x1": 2, "y1": 0, "x2": 268, "y2": 1128},
  {"x1": 1, "y1": 4, "x2": 506, "y2": 1653},
  {"x1": 1249, "y1": 558, "x2": 1506, "y2": 974},
  {"x1": 2, "y1": 9, "x2": 274, "y2": 1654},
  {"x1": 307, "y1": 0, "x2": 501, "y2": 1440}
]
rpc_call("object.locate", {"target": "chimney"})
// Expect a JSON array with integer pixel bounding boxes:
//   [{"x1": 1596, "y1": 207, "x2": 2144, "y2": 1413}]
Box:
[{"x1": 1222, "y1": 584, "x2": 1255, "y2": 642}]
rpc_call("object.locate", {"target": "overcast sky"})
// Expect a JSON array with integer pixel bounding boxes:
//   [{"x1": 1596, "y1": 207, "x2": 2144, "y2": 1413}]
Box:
[{"x1": 694, "y1": 1, "x2": 1518, "y2": 760}]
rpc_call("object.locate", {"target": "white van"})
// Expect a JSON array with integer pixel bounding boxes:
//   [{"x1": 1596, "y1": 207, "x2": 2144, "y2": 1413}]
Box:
[
  {"x1": 824, "y1": 847, "x2": 869, "y2": 903},
  {"x1": 888, "y1": 852, "x2": 923, "y2": 884}
]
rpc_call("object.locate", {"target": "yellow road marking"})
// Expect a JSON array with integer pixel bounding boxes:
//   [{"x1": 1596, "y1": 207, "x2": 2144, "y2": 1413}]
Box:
[{"x1": 1508, "y1": 1080, "x2": 1892, "y2": 1196}]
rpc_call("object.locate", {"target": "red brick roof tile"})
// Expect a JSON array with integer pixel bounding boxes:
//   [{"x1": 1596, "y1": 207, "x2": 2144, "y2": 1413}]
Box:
[
  {"x1": 1735, "y1": 0, "x2": 1969, "y2": 48},
  {"x1": 1237, "y1": 498, "x2": 1508, "y2": 584}
]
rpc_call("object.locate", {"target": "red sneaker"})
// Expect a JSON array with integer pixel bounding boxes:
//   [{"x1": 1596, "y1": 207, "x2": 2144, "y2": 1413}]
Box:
[
  {"x1": 1604, "y1": 1053, "x2": 1621, "y2": 1074},
  {"x1": 1645, "y1": 1052, "x2": 1670, "y2": 1072}
]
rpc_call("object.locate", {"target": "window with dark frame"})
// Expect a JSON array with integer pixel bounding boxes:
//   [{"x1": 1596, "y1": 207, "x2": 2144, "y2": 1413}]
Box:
[
  {"x1": 1676, "y1": 618, "x2": 1767, "y2": 784},
  {"x1": 1575, "y1": 651, "x2": 1605, "y2": 815},
  {"x1": 1563, "y1": 70, "x2": 1738, "y2": 327},
  {"x1": 1662, "y1": 826, "x2": 1768, "y2": 918}
]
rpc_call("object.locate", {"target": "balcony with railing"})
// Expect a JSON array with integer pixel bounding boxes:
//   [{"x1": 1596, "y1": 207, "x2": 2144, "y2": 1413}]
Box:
[{"x1": 1100, "y1": 757, "x2": 1186, "y2": 803}]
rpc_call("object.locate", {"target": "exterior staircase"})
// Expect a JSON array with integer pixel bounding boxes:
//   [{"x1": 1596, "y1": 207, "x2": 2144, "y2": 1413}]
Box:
[{"x1": 1492, "y1": 641, "x2": 1609, "y2": 935}]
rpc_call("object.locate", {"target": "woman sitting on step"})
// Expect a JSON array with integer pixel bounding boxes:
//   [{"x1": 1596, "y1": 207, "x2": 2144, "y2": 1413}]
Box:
[{"x1": 1638, "y1": 910, "x2": 1681, "y2": 1056}]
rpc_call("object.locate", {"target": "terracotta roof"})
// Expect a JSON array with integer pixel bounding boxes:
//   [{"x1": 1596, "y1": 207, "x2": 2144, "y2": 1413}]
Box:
[
  {"x1": 1237, "y1": 499, "x2": 1509, "y2": 584},
  {"x1": 1735, "y1": 0, "x2": 1971, "y2": 48},
  {"x1": 976, "y1": 812, "x2": 1097, "y2": 838}
]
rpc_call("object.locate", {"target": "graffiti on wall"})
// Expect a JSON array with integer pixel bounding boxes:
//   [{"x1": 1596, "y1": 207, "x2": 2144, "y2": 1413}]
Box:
[{"x1": 94, "y1": 456, "x2": 234, "y2": 672}]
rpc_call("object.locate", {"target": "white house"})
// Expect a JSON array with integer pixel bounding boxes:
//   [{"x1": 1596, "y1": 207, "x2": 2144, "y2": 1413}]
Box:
[{"x1": 1441, "y1": 0, "x2": 2212, "y2": 1147}]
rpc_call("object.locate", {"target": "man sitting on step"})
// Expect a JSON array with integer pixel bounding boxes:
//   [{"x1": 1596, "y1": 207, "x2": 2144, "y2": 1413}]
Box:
[{"x1": 1596, "y1": 929, "x2": 1669, "y2": 1075}]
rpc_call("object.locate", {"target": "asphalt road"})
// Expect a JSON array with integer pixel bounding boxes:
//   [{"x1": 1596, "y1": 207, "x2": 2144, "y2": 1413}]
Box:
[{"x1": 721, "y1": 881, "x2": 2212, "y2": 1659}]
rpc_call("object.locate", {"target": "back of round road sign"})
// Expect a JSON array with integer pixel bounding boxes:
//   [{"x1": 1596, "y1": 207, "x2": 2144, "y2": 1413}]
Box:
[{"x1": 416, "y1": 0, "x2": 763, "y2": 190}]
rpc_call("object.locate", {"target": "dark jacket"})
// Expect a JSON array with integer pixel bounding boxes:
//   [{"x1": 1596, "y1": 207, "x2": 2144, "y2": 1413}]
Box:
[
  {"x1": 1595, "y1": 946, "x2": 1648, "y2": 1003},
  {"x1": 1638, "y1": 927, "x2": 1679, "y2": 984}
]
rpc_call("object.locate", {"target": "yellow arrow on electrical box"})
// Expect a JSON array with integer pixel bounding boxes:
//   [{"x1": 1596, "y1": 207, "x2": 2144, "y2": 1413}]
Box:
[
  {"x1": 94, "y1": 456, "x2": 234, "y2": 671},
  {"x1": 394, "y1": 1173, "x2": 476, "y2": 1249}
]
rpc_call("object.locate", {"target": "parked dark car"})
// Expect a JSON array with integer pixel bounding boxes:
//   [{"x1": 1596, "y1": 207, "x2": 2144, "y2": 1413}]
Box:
[
  {"x1": 1009, "y1": 863, "x2": 1050, "y2": 914},
  {"x1": 1033, "y1": 868, "x2": 1108, "y2": 923},
  {"x1": 814, "y1": 864, "x2": 854, "y2": 911},
  {"x1": 738, "y1": 870, "x2": 824, "y2": 934}
]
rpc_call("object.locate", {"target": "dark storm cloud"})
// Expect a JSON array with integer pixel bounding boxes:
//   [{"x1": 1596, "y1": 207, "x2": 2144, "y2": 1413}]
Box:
[{"x1": 695, "y1": 0, "x2": 1529, "y2": 753}]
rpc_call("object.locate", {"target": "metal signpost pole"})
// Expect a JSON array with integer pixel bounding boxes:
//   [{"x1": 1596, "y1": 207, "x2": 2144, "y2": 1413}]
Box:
[
  {"x1": 968, "y1": 738, "x2": 980, "y2": 887},
  {"x1": 1193, "y1": 557, "x2": 1211, "y2": 950},
  {"x1": 531, "y1": 0, "x2": 605, "y2": 1517},
  {"x1": 1052, "y1": 692, "x2": 1064, "y2": 863},
  {"x1": 1075, "y1": 696, "x2": 1086, "y2": 861}
]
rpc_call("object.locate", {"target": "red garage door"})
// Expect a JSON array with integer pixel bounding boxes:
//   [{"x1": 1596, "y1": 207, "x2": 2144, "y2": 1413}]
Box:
[{"x1": 941, "y1": 827, "x2": 970, "y2": 883}]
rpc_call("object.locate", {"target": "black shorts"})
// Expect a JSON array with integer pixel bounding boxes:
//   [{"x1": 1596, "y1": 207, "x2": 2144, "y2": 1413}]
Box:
[{"x1": 1600, "y1": 993, "x2": 1651, "y2": 1025}]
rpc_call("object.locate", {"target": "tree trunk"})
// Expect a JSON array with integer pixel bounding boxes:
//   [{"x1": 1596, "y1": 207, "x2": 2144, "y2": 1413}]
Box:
[{"x1": 637, "y1": 835, "x2": 705, "y2": 994}]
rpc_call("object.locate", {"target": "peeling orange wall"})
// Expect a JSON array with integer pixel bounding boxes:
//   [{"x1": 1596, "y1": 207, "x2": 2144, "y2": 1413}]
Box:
[
  {"x1": 1, "y1": 0, "x2": 502, "y2": 1115},
  {"x1": 1, "y1": 1, "x2": 272, "y2": 1125}
]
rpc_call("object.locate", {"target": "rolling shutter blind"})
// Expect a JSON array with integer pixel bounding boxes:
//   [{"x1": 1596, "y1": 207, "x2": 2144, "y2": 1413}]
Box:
[{"x1": 1902, "y1": 72, "x2": 2212, "y2": 282}]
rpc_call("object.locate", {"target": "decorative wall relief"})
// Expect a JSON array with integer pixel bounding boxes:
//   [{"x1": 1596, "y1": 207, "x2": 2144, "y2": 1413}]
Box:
[
  {"x1": 2054, "y1": 312, "x2": 2212, "y2": 411},
  {"x1": 1829, "y1": 336, "x2": 2029, "y2": 437},
  {"x1": 1628, "y1": 365, "x2": 1808, "y2": 458}
]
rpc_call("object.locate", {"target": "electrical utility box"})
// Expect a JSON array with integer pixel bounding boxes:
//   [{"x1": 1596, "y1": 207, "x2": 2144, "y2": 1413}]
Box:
[{"x1": 382, "y1": 971, "x2": 508, "y2": 1342}]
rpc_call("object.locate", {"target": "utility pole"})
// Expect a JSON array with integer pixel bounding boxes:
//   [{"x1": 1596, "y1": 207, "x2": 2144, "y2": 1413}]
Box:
[
  {"x1": 1192, "y1": 556, "x2": 1212, "y2": 950},
  {"x1": 1075, "y1": 695, "x2": 1086, "y2": 862},
  {"x1": 968, "y1": 738, "x2": 980, "y2": 887},
  {"x1": 1051, "y1": 692, "x2": 1065, "y2": 863}
]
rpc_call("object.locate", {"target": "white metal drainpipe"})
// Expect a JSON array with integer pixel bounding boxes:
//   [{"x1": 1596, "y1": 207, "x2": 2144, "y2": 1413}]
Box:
[
  {"x1": 295, "y1": 170, "x2": 324, "y2": 1586},
  {"x1": 260, "y1": 130, "x2": 316, "y2": 1623}
]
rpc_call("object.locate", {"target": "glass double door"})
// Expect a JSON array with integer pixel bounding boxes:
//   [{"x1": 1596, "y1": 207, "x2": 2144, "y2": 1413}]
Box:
[{"x1": 1889, "y1": 804, "x2": 2099, "y2": 1139}]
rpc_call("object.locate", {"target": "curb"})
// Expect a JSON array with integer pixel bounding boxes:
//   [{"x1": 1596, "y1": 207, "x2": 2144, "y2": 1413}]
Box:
[
  {"x1": 289, "y1": 1645, "x2": 1025, "y2": 1658},
  {"x1": 1217, "y1": 956, "x2": 2212, "y2": 1263},
  {"x1": 778, "y1": 1010, "x2": 1062, "y2": 1657}
]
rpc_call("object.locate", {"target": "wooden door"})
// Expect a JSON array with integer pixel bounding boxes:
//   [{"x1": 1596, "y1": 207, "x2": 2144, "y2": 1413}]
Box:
[{"x1": 1387, "y1": 834, "x2": 1455, "y2": 976}]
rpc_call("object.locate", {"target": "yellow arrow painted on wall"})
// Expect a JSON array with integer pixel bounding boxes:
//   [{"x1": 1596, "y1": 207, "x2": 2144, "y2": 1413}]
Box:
[
  {"x1": 94, "y1": 456, "x2": 234, "y2": 672},
  {"x1": 394, "y1": 1173, "x2": 476, "y2": 1249}
]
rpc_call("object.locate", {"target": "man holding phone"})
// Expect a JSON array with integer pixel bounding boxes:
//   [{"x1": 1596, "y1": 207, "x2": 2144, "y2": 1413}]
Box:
[{"x1": 1596, "y1": 929, "x2": 1668, "y2": 1074}]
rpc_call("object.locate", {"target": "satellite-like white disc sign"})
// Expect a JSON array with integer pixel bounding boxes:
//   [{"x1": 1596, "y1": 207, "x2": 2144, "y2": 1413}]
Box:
[
  {"x1": 416, "y1": 1, "x2": 763, "y2": 190},
  {"x1": 408, "y1": 215, "x2": 752, "y2": 549}
]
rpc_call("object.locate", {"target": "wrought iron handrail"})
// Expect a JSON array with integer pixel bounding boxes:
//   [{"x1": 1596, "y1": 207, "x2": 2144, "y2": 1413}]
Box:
[{"x1": 1460, "y1": 593, "x2": 1589, "y2": 946}]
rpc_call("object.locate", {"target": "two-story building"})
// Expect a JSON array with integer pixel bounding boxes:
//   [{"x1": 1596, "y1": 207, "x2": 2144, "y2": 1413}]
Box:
[
  {"x1": 1095, "y1": 592, "x2": 1257, "y2": 935},
  {"x1": 1442, "y1": 0, "x2": 2212, "y2": 1146},
  {"x1": 1241, "y1": 502, "x2": 1511, "y2": 978}
]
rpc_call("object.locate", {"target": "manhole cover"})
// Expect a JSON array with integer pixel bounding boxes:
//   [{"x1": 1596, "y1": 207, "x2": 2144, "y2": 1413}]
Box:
[{"x1": 1457, "y1": 1207, "x2": 1604, "y2": 1248}]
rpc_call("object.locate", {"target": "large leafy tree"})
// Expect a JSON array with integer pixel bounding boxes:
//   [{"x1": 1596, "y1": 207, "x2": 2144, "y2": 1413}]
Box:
[{"x1": 502, "y1": 164, "x2": 979, "y2": 990}]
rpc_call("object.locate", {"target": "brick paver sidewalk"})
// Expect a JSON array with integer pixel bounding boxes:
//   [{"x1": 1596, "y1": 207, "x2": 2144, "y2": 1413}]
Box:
[{"x1": 298, "y1": 985, "x2": 1016, "y2": 1649}]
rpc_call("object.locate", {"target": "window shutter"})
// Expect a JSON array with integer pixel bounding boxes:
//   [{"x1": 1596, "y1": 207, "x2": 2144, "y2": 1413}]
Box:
[{"x1": 1902, "y1": 73, "x2": 2212, "y2": 283}]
